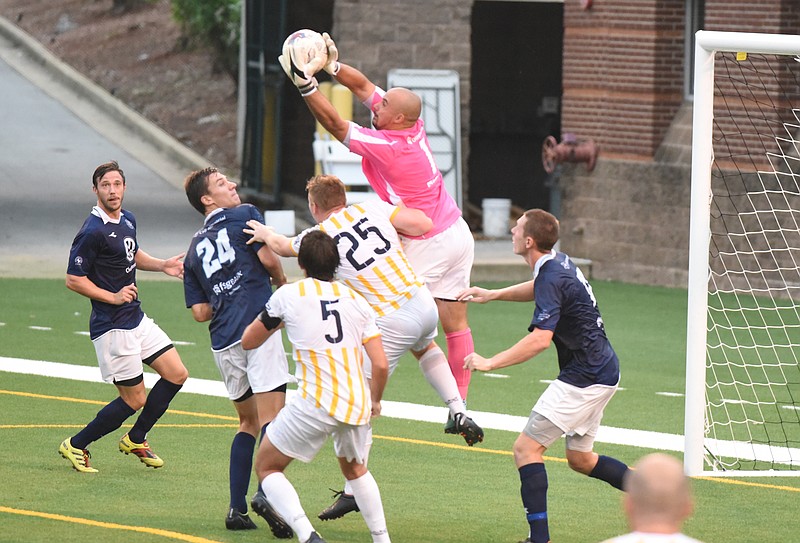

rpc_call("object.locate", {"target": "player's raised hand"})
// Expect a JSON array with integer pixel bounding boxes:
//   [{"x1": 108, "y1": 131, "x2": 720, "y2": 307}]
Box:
[
  {"x1": 278, "y1": 53, "x2": 318, "y2": 96},
  {"x1": 321, "y1": 32, "x2": 340, "y2": 76},
  {"x1": 244, "y1": 219, "x2": 275, "y2": 245},
  {"x1": 114, "y1": 283, "x2": 138, "y2": 305}
]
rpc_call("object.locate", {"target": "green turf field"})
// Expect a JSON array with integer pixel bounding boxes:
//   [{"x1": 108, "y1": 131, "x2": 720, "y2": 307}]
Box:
[{"x1": 1, "y1": 278, "x2": 798, "y2": 543}]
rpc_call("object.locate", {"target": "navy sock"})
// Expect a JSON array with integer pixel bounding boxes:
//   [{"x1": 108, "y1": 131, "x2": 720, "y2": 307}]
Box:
[
  {"x1": 250, "y1": 423, "x2": 270, "y2": 498},
  {"x1": 589, "y1": 455, "x2": 630, "y2": 490},
  {"x1": 519, "y1": 463, "x2": 549, "y2": 543},
  {"x1": 128, "y1": 378, "x2": 182, "y2": 443},
  {"x1": 230, "y1": 432, "x2": 256, "y2": 512},
  {"x1": 72, "y1": 397, "x2": 136, "y2": 449}
]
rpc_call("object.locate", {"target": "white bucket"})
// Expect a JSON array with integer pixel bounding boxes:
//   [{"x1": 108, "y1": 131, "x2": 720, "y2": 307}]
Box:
[
  {"x1": 482, "y1": 198, "x2": 511, "y2": 237},
  {"x1": 263, "y1": 210, "x2": 295, "y2": 236}
]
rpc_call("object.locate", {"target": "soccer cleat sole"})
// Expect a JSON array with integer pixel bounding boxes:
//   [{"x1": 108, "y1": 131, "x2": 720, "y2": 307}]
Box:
[
  {"x1": 250, "y1": 494, "x2": 293, "y2": 539},
  {"x1": 453, "y1": 413, "x2": 484, "y2": 446}
]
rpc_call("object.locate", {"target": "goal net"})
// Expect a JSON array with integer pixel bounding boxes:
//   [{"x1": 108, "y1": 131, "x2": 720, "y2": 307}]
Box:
[{"x1": 686, "y1": 31, "x2": 800, "y2": 476}]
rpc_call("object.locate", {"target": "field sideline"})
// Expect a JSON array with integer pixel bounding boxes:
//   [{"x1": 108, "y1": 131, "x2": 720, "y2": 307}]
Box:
[{"x1": 0, "y1": 356, "x2": 684, "y2": 452}]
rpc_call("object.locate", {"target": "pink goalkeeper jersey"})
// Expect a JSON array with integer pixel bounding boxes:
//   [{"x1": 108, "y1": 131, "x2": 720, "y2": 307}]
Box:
[{"x1": 344, "y1": 87, "x2": 463, "y2": 239}]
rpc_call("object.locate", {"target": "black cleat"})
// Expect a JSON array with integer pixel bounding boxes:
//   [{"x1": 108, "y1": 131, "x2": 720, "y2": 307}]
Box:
[
  {"x1": 251, "y1": 491, "x2": 294, "y2": 539},
  {"x1": 225, "y1": 508, "x2": 257, "y2": 530},
  {"x1": 451, "y1": 412, "x2": 484, "y2": 446},
  {"x1": 306, "y1": 532, "x2": 327, "y2": 543},
  {"x1": 444, "y1": 412, "x2": 457, "y2": 434},
  {"x1": 317, "y1": 489, "x2": 359, "y2": 521}
]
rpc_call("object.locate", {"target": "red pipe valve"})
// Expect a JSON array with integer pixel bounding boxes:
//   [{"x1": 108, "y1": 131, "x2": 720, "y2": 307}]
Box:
[{"x1": 542, "y1": 133, "x2": 599, "y2": 174}]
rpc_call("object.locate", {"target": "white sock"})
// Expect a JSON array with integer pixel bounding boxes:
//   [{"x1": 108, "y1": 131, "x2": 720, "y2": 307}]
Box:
[
  {"x1": 343, "y1": 431, "x2": 372, "y2": 495},
  {"x1": 418, "y1": 346, "x2": 466, "y2": 416},
  {"x1": 261, "y1": 472, "x2": 315, "y2": 542},
  {"x1": 349, "y1": 471, "x2": 391, "y2": 543}
]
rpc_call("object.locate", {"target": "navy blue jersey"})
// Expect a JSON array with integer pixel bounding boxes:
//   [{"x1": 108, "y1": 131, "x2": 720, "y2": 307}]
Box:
[
  {"x1": 183, "y1": 205, "x2": 276, "y2": 350},
  {"x1": 67, "y1": 207, "x2": 144, "y2": 339},
  {"x1": 529, "y1": 252, "x2": 619, "y2": 388}
]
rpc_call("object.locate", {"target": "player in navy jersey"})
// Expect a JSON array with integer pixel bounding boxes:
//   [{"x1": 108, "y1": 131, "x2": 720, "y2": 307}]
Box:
[
  {"x1": 459, "y1": 209, "x2": 630, "y2": 543},
  {"x1": 60, "y1": 161, "x2": 188, "y2": 473},
  {"x1": 183, "y1": 167, "x2": 292, "y2": 537}
]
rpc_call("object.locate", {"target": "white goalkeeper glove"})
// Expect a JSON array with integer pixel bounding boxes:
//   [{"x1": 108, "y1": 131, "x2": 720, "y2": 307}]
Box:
[
  {"x1": 321, "y1": 32, "x2": 340, "y2": 76},
  {"x1": 278, "y1": 53, "x2": 318, "y2": 96}
]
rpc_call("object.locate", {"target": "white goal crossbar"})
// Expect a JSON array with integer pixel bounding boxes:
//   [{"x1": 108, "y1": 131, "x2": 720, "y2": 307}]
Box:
[{"x1": 686, "y1": 30, "x2": 800, "y2": 476}]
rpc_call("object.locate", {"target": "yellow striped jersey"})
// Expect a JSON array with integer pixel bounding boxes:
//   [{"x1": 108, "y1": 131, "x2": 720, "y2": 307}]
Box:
[
  {"x1": 264, "y1": 277, "x2": 380, "y2": 425},
  {"x1": 291, "y1": 200, "x2": 423, "y2": 317}
]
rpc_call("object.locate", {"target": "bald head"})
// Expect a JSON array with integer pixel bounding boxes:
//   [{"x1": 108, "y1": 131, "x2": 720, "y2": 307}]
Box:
[
  {"x1": 374, "y1": 87, "x2": 422, "y2": 129},
  {"x1": 624, "y1": 453, "x2": 693, "y2": 533}
]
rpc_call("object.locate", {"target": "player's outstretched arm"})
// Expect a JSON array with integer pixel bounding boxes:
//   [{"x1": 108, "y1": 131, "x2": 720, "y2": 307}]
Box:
[
  {"x1": 464, "y1": 328, "x2": 553, "y2": 372},
  {"x1": 456, "y1": 286, "x2": 495, "y2": 303},
  {"x1": 242, "y1": 309, "x2": 283, "y2": 350},
  {"x1": 390, "y1": 207, "x2": 432, "y2": 237},
  {"x1": 364, "y1": 335, "x2": 388, "y2": 417},
  {"x1": 321, "y1": 33, "x2": 375, "y2": 102},
  {"x1": 244, "y1": 220, "x2": 295, "y2": 257},
  {"x1": 330, "y1": 63, "x2": 375, "y2": 102},
  {"x1": 135, "y1": 249, "x2": 185, "y2": 279},
  {"x1": 304, "y1": 90, "x2": 351, "y2": 142},
  {"x1": 256, "y1": 245, "x2": 288, "y2": 288},
  {"x1": 457, "y1": 280, "x2": 535, "y2": 304}
]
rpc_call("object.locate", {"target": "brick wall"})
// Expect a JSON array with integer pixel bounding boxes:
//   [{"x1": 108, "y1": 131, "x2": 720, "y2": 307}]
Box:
[
  {"x1": 561, "y1": 0, "x2": 684, "y2": 159},
  {"x1": 325, "y1": 0, "x2": 799, "y2": 288},
  {"x1": 558, "y1": 0, "x2": 800, "y2": 287},
  {"x1": 330, "y1": 0, "x2": 472, "y2": 129}
]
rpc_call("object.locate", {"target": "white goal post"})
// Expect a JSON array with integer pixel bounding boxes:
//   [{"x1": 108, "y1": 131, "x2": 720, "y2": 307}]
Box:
[{"x1": 686, "y1": 30, "x2": 800, "y2": 476}]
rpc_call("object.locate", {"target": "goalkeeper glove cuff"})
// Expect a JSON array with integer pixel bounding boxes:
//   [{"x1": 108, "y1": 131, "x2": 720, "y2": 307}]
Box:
[{"x1": 298, "y1": 78, "x2": 318, "y2": 97}]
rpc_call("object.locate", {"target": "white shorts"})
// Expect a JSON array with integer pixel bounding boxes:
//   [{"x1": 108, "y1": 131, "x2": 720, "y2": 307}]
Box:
[
  {"x1": 92, "y1": 315, "x2": 172, "y2": 384},
  {"x1": 525, "y1": 379, "x2": 618, "y2": 451},
  {"x1": 363, "y1": 285, "x2": 439, "y2": 378},
  {"x1": 266, "y1": 395, "x2": 371, "y2": 464},
  {"x1": 401, "y1": 217, "x2": 474, "y2": 300},
  {"x1": 213, "y1": 330, "x2": 290, "y2": 400}
]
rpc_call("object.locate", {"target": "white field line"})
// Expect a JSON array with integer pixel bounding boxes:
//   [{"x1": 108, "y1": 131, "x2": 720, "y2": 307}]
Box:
[{"x1": 0, "y1": 356, "x2": 683, "y2": 451}]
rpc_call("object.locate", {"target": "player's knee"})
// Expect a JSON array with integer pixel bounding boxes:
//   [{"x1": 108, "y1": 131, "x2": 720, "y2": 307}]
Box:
[
  {"x1": 237, "y1": 415, "x2": 260, "y2": 436},
  {"x1": 123, "y1": 393, "x2": 147, "y2": 411},
  {"x1": 513, "y1": 435, "x2": 542, "y2": 466},
  {"x1": 169, "y1": 363, "x2": 189, "y2": 385},
  {"x1": 566, "y1": 451, "x2": 594, "y2": 474}
]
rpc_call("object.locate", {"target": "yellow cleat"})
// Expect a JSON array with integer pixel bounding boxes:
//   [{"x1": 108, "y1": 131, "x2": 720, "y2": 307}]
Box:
[
  {"x1": 59, "y1": 438, "x2": 98, "y2": 473},
  {"x1": 118, "y1": 433, "x2": 164, "y2": 468}
]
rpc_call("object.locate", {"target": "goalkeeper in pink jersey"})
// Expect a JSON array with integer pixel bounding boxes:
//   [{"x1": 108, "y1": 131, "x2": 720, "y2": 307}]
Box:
[{"x1": 278, "y1": 32, "x2": 476, "y2": 435}]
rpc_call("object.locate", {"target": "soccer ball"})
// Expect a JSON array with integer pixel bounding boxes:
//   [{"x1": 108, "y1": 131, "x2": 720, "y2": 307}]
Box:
[{"x1": 282, "y1": 29, "x2": 328, "y2": 81}]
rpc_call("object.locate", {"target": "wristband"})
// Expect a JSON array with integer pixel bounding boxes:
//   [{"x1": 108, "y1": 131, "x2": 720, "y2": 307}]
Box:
[{"x1": 298, "y1": 79, "x2": 318, "y2": 97}]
